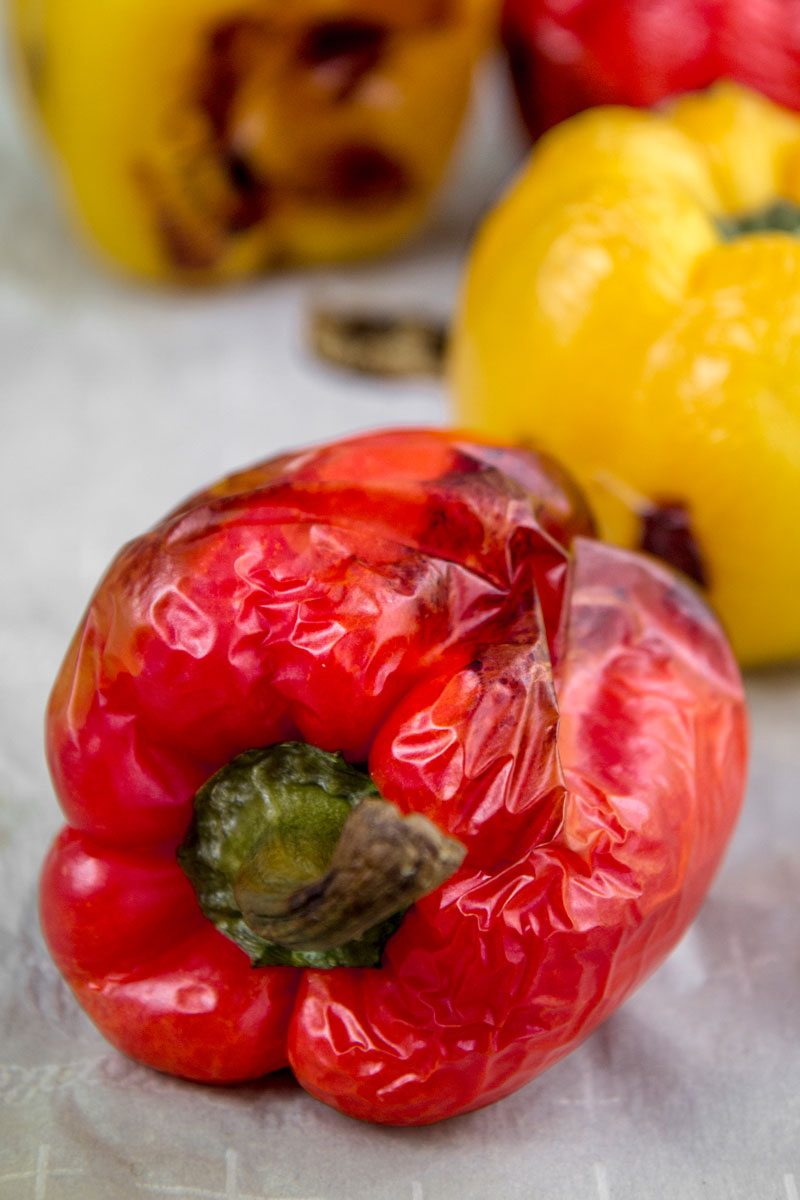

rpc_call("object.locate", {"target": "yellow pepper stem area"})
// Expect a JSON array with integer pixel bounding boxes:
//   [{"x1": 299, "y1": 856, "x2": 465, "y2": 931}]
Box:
[
  {"x1": 177, "y1": 742, "x2": 466, "y2": 969},
  {"x1": 638, "y1": 500, "x2": 708, "y2": 588},
  {"x1": 716, "y1": 199, "x2": 800, "y2": 240}
]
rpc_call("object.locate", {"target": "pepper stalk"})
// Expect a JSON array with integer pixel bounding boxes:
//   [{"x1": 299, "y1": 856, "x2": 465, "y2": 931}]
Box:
[{"x1": 178, "y1": 742, "x2": 466, "y2": 969}]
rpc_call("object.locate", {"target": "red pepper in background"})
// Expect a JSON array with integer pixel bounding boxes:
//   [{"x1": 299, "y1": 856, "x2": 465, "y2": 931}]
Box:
[
  {"x1": 503, "y1": 0, "x2": 800, "y2": 137},
  {"x1": 42, "y1": 429, "x2": 747, "y2": 1125}
]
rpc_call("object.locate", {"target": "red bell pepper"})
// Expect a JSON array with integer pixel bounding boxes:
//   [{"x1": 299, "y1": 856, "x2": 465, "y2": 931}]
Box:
[
  {"x1": 503, "y1": 0, "x2": 800, "y2": 137},
  {"x1": 42, "y1": 428, "x2": 747, "y2": 1125}
]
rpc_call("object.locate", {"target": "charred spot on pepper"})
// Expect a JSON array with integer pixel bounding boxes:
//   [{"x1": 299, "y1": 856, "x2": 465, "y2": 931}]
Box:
[
  {"x1": 447, "y1": 450, "x2": 490, "y2": 478},
  {"x1": 297, "y1": 20, "x2": 388, "y2": 101},
  {"x1": 439, "y1": 464, "x2": 520, "y2": 501},
  {"x1": 195, "y1": 20, "x2": 275, "y2": 235},
  {"x1": 132, "y1": 162, "x2": 219, "y2": 272},
  {"x1": 639, "y1": 500, "x2": 709, "y2": 589},
  {"x1": 198, "y1": 18, "x2": 271, "y2": 139},
  {"x1": 324, "y1": 144, "x2": 412, "y2": 206},
  {"x1": 502, "y1": 28, "x2": 540, "y2": 135},
  {"x1": 155, "y1": 209, "x2": 216, "y2": 273},
  {"x1": 419, "y1": 500, "x2": 477, "y2": 560},
  {"x1": 410, "y1": 0, "x2": 457, "y2": 27},
  {"x1": 221, "y1": 151, "x2": 273, "y2": 233},
  {"x1": 17, "y1": 36, "x2": 47, "y2": 103}
]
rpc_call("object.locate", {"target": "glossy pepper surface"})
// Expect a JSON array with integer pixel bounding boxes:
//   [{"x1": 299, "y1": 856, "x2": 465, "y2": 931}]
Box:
[
  {"x1": 452, "y1": 83, "x2": 800, "y2": 666},
  {"x1": 503, "y1": 0, "x2": 800, "y2": 138},
  {"x1": 10, "y1": 0, "x2": 494, "y2": 282},
  {"x1": 43, "y1": 428, "x2": 747, "y2": 1125}
]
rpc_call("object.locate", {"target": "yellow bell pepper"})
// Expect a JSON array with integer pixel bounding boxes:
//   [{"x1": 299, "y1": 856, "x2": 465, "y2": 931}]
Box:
[
  {"x1": 10, "y1": 0, "x2": 494, "y2": 282},
  {"x1": 452, "y1": 83, "x2": 800, "y2": 666}
]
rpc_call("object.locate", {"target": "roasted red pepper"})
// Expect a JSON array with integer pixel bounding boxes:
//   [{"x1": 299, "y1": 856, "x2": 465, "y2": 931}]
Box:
[
  {"x1": 42, "y1": 429, "x2": 747, "y2": 1125},
  {"x1": 504, "y1": 0, "x2": 800, "y2": 137}
]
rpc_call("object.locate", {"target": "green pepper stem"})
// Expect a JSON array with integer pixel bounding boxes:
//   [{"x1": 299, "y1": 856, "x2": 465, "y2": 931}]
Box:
[
  {"x1": 233, "y1": 797, "x2": 465, "y2": 952},
  {"x1": 716, "y1": 198, "x2": 800, "y2": 241},
  {"x1": 178, "y1": 742, "x2": 465, "y2": 968}
]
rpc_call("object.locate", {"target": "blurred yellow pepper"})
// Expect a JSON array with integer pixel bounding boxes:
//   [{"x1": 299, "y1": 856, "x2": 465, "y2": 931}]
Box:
[
  {"x1": 452, "y1": 83, "x2": 800, "y2": 666},
  {"x1": 10, "y1": 0, "x2": 494, "y2": 282}
]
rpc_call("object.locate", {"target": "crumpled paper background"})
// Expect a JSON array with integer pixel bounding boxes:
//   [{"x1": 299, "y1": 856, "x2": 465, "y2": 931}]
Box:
[{"x1": 1, "y1": 27, "x2": 799, "y2": 1200}]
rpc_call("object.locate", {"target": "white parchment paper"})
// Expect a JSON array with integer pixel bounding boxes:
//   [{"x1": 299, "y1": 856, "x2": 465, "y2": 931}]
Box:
[{"x1": 1, "y1": 32, "x2": 799, "y2": 1200}]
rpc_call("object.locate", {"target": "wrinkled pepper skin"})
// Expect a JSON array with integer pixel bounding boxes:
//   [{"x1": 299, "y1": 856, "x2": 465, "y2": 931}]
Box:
[
  {"x1": 503, "y1": 0, "x2": 800, "y2": 138},
  {"x1": 451, "y1": 83, "x2": 800, "y2": 666},
  {"x1": 43, "y1": 429, "x2": 747, "y2": 1125},
  {"x1": 9, "y1": 0, "x2": 494, "y2": 282}
]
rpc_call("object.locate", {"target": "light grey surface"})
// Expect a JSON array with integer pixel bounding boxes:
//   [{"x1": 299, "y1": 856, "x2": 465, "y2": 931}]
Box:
[{"x1": 1, "y1": 39, "x2": 799, "y2": 1200}]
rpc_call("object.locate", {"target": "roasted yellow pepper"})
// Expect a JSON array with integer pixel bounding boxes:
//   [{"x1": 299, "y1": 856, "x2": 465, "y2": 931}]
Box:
[
  {"x1": 452, "y1": 83, "x2": 800, "y2": 666},
  {"x1": 10, "y1": 0, "x2": 494, "y2": 282}
]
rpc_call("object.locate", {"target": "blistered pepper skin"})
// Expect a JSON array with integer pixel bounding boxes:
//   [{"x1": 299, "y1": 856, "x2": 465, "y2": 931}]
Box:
[
  {"x1": 451, "y1": 83, "x2": 800, "y2": 666},
  {"x1": 10, "y1": 0, "x2": 494, "y2": 282},
  {"x1": 43, "y1": 429, "x2": 746, "y2": 1125},
  {"x1": 503, "y1": 0, "x2": 800, "y2": 138}
]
